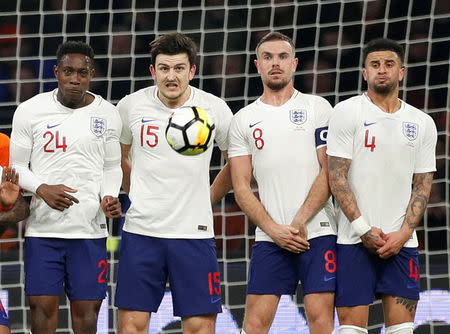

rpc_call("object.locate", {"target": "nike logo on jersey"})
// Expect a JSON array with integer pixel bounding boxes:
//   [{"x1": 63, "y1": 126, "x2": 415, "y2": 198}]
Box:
[
  {"x1": 364, "y1": 121, "x2": 376, "y2": 127},
  {"x1": 323, "y1": 276, "x2": 336, "y2": 282},
  {"x1": 141, "y1": 118, "x2": 156, "y2": 123},
  {"x1": 249, "y1": 121, "x2": 262, "y2": 128},
  {"x1": 210, "y1": 297, "x2": 221, "y2": 303},
  {"x1": 407, "y1": 283, "x2": 417, "y2": 289},
  {"x1": 47, "y1": 123, "x2": 61, "y2": 129}
]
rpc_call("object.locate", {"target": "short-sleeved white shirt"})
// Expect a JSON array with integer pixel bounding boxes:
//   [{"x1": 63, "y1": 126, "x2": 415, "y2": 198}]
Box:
[
  {"x1": 327, "y1": 94, "x2": 437, "y2": 246},
  {"x1": 229, "y1": 90, "x2": 336, "y2": 243},
  {"x1": 119, "y1": 86, "x2": 233, "y2": 239},
  {"x1": 11, "y1": 89, "x2": 122, "y2": 238}
]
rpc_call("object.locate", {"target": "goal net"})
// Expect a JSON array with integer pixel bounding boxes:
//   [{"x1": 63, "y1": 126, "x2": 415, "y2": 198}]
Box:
[{"x1": 0, "y1": 0, "x2": 448, "y2": 333}]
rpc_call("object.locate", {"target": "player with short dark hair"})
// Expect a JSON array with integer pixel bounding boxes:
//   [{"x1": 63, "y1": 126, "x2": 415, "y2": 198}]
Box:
[
  {"x1": 115, "y1": 32, "x2": 233, "y2": 334},
  {"x1": 327, "y1": 38, "x2": 436, "y2": 334},
  {"x1": 56, "y1": 40, "x2": 95, "y2": 63},
  {"x1": 10, "y1": 40, "x2": 122, "y2": 334},
  {"x1": 362, "y1": 38, "x2": 405, "y2": 67},
  {"x1": 149, "y1": 32, "x2": 197, "y2": 69},
  {"x1": 229, "y1": 31, "x2": 337, "y2": 334}
]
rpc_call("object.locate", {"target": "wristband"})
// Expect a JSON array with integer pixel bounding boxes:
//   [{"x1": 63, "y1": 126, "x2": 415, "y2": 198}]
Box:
[{"x1": 351, "y1": 216, "x2": 371, "y2": 237}]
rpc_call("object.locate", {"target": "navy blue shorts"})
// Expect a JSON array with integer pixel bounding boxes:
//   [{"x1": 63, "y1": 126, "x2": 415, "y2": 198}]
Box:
[
  {"x1": 247, "y1": 235, "x2": 337, "y2": 295},
  {"x1": 335, "y1": 243, "x2": 420, "y2": 307},
  {"x1": 24, "y1": 237, "x2": 108, "y2": 300},
  {"x1": 115, "y1": 231, "x2": 222, "y2": 317},
  {"x1": 0, "y1": 300, "x2": 8, "y2": 328}
]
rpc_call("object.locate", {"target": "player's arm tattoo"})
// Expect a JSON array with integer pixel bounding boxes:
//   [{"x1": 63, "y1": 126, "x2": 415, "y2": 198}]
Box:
[
  {"x1": 0, "y1": 195, "x2": 30, "y2": 224},
  {"x1": 328, "y1": 156, "x2": 361, "y2": 221},
  {"x1": 395, "y1": 296, "x2": 418, "y2": 313},
  {"x1": 403, "y1": 172, "x2": 433, "y2": 230}
]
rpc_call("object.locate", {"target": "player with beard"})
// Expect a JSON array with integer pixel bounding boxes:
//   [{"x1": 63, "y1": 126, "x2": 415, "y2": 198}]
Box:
[
  {"x1": 229, "y1": 32, "x2": 337, "y2": 334},
  {"x1": 327, "y1": 38, "x2": 437, "y2": 334}
]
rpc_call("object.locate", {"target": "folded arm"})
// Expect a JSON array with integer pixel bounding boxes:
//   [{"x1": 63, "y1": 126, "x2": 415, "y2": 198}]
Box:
[
  {"x1": 291, "y1": 147, "x2": 331, "y2": 239},
  {"x1": 230, "y1": 154, "x2": 309, "y2": 253}
]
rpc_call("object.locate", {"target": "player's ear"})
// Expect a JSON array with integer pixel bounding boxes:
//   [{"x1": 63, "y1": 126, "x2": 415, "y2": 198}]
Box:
[
  {"x1": 398, "y1": 66, "x2": 405, "y2": 82},
  {"x1": 149, "y1": 65, "x2": 156, "y2": 79},
  {"x1": 53, "y1": 64, "x2": 58, "y2": 78},
  {"x1": 189, "y1": 64, "x2": 196, "y2": 80},
  {"x1": 362, "y1": 68, "x2": 368, "y2": 81},
  {"x1": 293, "y1": 57, "x2": 298, "y2": 71},
  {"x1": 254, "y1": 59, "x2": 260, "y2": 73}
]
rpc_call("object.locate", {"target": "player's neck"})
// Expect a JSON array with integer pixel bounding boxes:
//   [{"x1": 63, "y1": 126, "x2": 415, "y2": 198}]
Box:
[
  {"x1": 57, "y1": 90, "x2": 94, "y2": 109},
  {"x1": 260, "y1": 84, "x2": 295, "y2": 107},
  {"x1": 366, "y1": 89, "x2": 401, "y2": 114}
]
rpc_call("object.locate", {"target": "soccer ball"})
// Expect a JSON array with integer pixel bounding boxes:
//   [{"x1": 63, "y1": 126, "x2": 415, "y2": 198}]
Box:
[{"x1": 165, "y1": 106, "x2": 215, "y2": 156}]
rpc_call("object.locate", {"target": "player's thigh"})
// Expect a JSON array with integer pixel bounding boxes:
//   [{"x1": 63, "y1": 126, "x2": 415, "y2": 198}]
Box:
[
  {"x1": 65, "y1": 238, "x2": 107, "y2": 301},
  {"x1": 0, "y1": 325, "x2": 9, "y2": 334},
  {"x1": 335, "y1": 243, "x2": 376, "y2": 308},
  {"x1": 299, "y1": 235, "x2": 337, "y2": 295},
  {"x1": 24, "y1": 237, "x2": 65, "y2": 296},
  {"x1": 70, "y1": 299, "x2": 102, "y2": 318},
  {"x1": 247, "y1": 241, "x2": 299, "y2": 295},
  {"x1": 304, "y1": 292, "x2": 335, "y2": 324},
  {"x1": 115, "y1": 232, "x2": 167, "y2": 312},
  {"x1": 244, "y1": 294, "x2": 281, "y2": 330},
  {"x1": 376, "y1": 247, "x2": 420, "y2": 306},
  {"x1": 182, "y1": 313, "x2": 216, "y2": 334},
  {"x1": 118, "y1": 309, "x2": 150, "y2": 334},
  {"x1": 27, "y1": 295, "x2": 59, "y2": 318},
  {"x1": 168, "y1": 238, "x2": 222, "y2": 317},
  {"x1": 382, "y1": 294, "x2": 416, "y2": 327}
]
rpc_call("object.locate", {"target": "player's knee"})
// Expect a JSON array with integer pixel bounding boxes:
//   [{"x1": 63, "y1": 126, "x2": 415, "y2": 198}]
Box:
[
  {"x1": 71, "y1": 303, "x2": 100, "y2": 324},
  {"x1": 182, "y1": 314, "x2": 216, "y2": 334},
  {"x1": 243, "y1": 315, "x2": 272, "y2": 334},
  {"x1": 339, "y1": 325, "x2": 368, "y2": 334},
  {"x1": 29, "y1": 303, "x2": 57, "y2": 320},
  {"x1": 385, "y1": 322, "x2": 414, "y2": 334},
  {"x1": 118, "y1": 321, "x2": 148, "y2": 334},
  {"x1": 307, "y1": 312, "x2": 334, "y2": 332}
]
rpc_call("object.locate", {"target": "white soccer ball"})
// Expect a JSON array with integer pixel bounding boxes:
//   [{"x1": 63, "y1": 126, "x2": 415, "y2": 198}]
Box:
[{"x1": 165, "y1": 106, "x2": 215, "y2": 156}]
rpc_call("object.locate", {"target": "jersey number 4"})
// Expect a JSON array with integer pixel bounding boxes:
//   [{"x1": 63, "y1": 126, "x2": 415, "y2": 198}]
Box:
[
  {"x1": 409, "y1": 258, "x2": 418, "y2": 282},
  {"x1": 364, "y1": 129, "x2": 376, "y2": 152},
  {"x1": 43, "y1": 131, "x2": 67, "y2": 152}
]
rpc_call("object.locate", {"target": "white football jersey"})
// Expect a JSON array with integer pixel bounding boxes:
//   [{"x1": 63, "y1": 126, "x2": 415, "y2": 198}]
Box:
[
  {"x1": 119, "y1": 86, "x2": 233, "y2": 239},
  {"x1": 11, "y1": 89, "x2": 122, "y2": 238},
  {"x1": 228, "y1": 90, "x2": 336, "y2": 243},
  {"x1": 327, "y1": 93, "x2": 437, "y2": 246}
]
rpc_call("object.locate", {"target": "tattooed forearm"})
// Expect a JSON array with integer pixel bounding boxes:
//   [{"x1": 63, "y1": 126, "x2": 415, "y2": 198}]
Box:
[
  {"x1": 395, "y1": 297, "x2": 418, "y2": 313},
  {"x1": 403, "y1": 172, "x2": 433, "y2": 230},
  {"x1": 328, "y1": 156, "x2": 361, "y2": 221},
  {"x1": 0, "y1": 196, "x2": 30, "y2": 224}
]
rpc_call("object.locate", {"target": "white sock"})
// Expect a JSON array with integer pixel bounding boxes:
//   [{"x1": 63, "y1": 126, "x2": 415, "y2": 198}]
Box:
[
  {"x1": 385, "y1": 322, "x2": 414, "y2": 334},
  {"x1": 339, "y1": 325, "x2": 368, "y2": 334},
  {"x1": 240, "y1": 330, "x2": 247, "y2": 334}
]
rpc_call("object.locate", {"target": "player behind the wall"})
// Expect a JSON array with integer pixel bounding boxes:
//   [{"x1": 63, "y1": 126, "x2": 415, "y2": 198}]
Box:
[{"x1": 0, "y1": 132, "x2": 30, "y2": 333}]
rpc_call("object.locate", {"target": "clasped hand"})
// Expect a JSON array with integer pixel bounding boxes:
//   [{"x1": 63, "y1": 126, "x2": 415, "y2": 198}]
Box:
[{"x1": 361, "y1": 227, "x2": 410, "y2": 259}]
